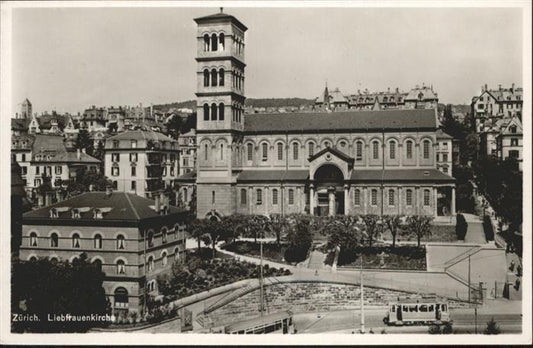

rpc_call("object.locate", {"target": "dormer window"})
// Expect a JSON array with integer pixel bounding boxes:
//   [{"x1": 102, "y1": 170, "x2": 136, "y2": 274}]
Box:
[
  {"x1": 131, "y1": 140, "x2": 137, "y2": 148},
  {"x1": 50, "y1": 208, "x2": 59, "y2": 218},
  {"x1": 113, "y1": 140, "x2": 120, "y2": 148},
  {"x1": 93, "y1": 209, "x2": 103, "y2": 219},
  {"x1": 72, "y1": 209, "x2": 81, "y2": 219}
]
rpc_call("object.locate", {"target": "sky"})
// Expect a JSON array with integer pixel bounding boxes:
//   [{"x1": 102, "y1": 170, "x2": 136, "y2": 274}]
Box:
[{"x1": 10, "y1": 6, "x2": 524, "y2": 115}]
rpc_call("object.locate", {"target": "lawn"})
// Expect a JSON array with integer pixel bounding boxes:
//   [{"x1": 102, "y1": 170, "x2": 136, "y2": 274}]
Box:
[
  {"x1": 381, "y1": 224, "x2": 457, "y2": 243},
  {"x1": 221, "y1": 241, "x2": 289, "y2": 264},
  {"x1": 333, "y1": 245, "x2": 427, "y2": 270}
]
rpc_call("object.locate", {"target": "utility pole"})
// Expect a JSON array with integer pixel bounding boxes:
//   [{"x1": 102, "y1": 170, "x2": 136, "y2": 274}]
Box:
[
  {"x1": 360, "y1": 253, "x2": 365, "y2": 334},
  {"x1": 260, "y1": 240, "x2": 264, "y2": 317},
  {"x1": 468, "y1": 254, "x2": 471, "y2": 303}
]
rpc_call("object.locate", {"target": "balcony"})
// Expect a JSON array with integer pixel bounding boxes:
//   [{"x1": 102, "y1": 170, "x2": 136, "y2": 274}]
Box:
[
  {"x1": 146, "y1": 153, "x2": 161, "y2": 165},
  {"x1": 146, "y1": 166, "x2": 163, "y2": 178}
]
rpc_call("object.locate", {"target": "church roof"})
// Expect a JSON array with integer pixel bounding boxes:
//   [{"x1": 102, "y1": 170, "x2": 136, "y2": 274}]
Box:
[
  {"x1": 244, "y1": 108, "x2": 437, "y2": 133},
  {"x1": 308, "y1": 146, "x2": 354, "y2": 163},
  {"x1": 194, "y1": 11, "x2": 248, "y2": 31}
]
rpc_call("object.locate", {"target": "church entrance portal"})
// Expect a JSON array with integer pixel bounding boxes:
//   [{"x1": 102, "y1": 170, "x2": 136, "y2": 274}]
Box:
[{"x1": 311, "y1": 164, "x2": 345, "y2": 216}]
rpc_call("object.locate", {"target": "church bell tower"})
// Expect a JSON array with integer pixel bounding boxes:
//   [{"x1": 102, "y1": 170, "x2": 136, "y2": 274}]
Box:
[{"x1": 194, "y1": 9, "x2": 247, "y2": 218}]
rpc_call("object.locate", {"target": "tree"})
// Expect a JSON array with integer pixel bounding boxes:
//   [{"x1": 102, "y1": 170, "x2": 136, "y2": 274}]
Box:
[
  {"x1": 189, "y1": 219, "x2": 208, "y2": 252},
  {"x1": 383, "y1": 215, "x2": 403, "y2": 248},
  {"x1": 245, "y1": 215, "x2": 270, "y2": 243},
  {"x1": 268, "y1": 214, "x2": 289, "y2": 246},
  {"x1": 165, "y1": 114, "x2": 184, "y2": 140},
  {"x1": 455, "y1": 213, "x2": 468, "y2": 240},
  {"x1": 284, "y1": 215, "x2": 313, "y2": 264},
  {"x1": 74, "y1": 129, "x2": 95, "y2": 156},
  {"x1": 361, "y1": 214, "x2": 380, "y2": 248},
  {"x1": 66, "y1": 167, "x2": 112, "y2": 196},
  {"x1": 188, "y1": 187, "x2": 197, "y2": 214},
  {"x1": 324, "y1": 215, "x2": 363, "y2": 252},
  {"x1": 484, "y1": 317, "x2": 501, "y2": 334},
  {"x1": 92, "y1": 140, "x2": 105, "y2": 163},
  {"x1": 405, "y1": 215, "x2": 433, "y2": 247},
  {"x1": 36, "y1": 173, "x2": 53, "y2": 196},
  {"x1": 11, "y1": 253, "x2": 109, "y2": 333}
]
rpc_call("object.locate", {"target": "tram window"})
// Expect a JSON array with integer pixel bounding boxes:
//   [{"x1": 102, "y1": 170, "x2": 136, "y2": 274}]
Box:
[
  {"x1": 428, "y1": 305, "x2": 434, "y2": 312},
  {"x1": 419, "y1": 305, "x2": 428, "y2": 312},
  {"x1": 391, "y1": 305, "x2": 396, "y2": 312},
  {"x1": 403, "y1": 305, "x2": 408, "y2": 312},
  {"x1": 409, "y1": 305, "x2": 418, "y2": 312},
  {"x1": 442, "y1": 305, "x2": 447, "y2": 312}
]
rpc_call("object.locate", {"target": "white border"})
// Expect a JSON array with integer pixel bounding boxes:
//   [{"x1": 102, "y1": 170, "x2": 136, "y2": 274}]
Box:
[{"x1": 1, "y1": 0, "x2": 531, "y2": 345}]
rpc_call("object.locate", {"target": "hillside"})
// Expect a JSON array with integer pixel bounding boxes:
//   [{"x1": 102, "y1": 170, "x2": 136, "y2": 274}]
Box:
[{"x1": 154, "y1": 97, "x2": 316, "y2": 112}]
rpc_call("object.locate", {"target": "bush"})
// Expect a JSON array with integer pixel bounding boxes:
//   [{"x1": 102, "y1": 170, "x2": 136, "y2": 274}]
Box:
[
  {"x1": 483, "y1": 216, "x2": 494, "y2": 241},
  {"x1": 456, "y1": 213, "x2": 468, "y2": 240},
  {"x1": 484, "y1": 317, "x2": 501, "y2": 334},
  {"x1": 428, "y1": 325, "x2": 441, "y2": 334}
]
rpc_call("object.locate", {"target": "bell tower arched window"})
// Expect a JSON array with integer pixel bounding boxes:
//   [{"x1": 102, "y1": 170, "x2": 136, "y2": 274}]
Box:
[
  {"x1": 219, "y1": 68, "x2": 225, "y2": 86},
  {"x1": 211, "y1": 69, "x2": 218, "y2": 87},
  {"x1": 203, "y1": 69, "x2": 209, "y2": 87},
  {"x1": 203, "y1": 34, "x2": 210, "y2": 51},
  {"x1": 218, "y1": 103, "x2": 225, "y2": 121},
  {"x1": 219, "y1": 33, "x2": 225, "y2": 50},
  {"x1": 203, "y1": 103, "x2": 209, "y2": 121},
  {"x1": 211, "y1": 103, "x2": 217, "y2": 121},
  {"x1": 211, "y1": 33, "x2": 218, "y2": 51}
]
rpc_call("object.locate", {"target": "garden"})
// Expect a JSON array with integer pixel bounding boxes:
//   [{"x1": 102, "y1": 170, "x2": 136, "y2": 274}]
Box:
[{"x1": 330, "y1": 245, "x2": 427, "y2": 270}]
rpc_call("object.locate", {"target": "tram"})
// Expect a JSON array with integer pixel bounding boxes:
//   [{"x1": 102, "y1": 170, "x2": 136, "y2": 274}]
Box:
[{"x1": 383, "y1": 299, "x2": 452, "y2": 326}]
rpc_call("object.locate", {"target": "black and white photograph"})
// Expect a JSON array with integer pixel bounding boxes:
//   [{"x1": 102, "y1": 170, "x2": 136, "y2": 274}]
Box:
[{"x1": 1, "y1": 0, "x2": 531, "y2": 345}]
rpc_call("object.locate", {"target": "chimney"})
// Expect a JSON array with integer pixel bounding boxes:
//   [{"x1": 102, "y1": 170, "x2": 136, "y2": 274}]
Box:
[
  {"x1": 154, "y1": 193, "x2": 161, "y2": 213},
  {"x1": 387, "y1": 87, "x2": 390, "y2": 93},
  {"x1": 485, "y1": 83, "x2": 488, "y2": 92},
  {"x1": 511, "y1": 83, "x2": 515, "y2": 93},
  {"x1": 77, "y1": 148, "x2": 81, "y2": 159},
  {"x1": 396, "y1": 87, "x2": 399, "y2": 93},
  {"x1": 498, "y1": 84, "x2": 502, "y2": 91}
]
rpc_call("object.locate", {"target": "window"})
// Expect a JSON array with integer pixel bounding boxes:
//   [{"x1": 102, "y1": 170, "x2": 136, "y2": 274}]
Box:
[
  {"x1": 256, "y1": 189, "x2": 263, "y2": 205},
  {"x1": 424, "y1": 189, "x2": 430, "y2": 206},
  {"x1": 247, "y1": 143, "x2": 253, "y2": 161},
  {"x1": 203, "y1": 69, "x2": 209, "y2": 87},
  {"x1": 211, "y1": 103, "x2": 217, "y2": 120},
  {"x1": 373, "y1": 141, "x2": 379, "y2": 159},
  {"x1": 218, "y1": 103, "x2": 224, "y2": 121},
  {"x1": 262, "y1": 143, "x2": 268, "y2": 161},
  {"x1": 406, "y1": 189, "x2": 413, "y2": 206},
  {"x1": 117, "y1": 260, "x2": 126, "y2": 275},
  {"x1": 356, "y1": 141, "x2": 363, "y2": 160},
  {"x1": 277, "y1": 143, "x2": 283, "y2": 160},
  {"x1": 354, "y1": 189, "x2": 361, "y2": 205},
  {"x1": 21, "y1": 153, "x2": 26, "y2": 162},
  {"x1": 211, "y1": 33, "x2": 218, "y2": 51},
  {"x1": 129, "y1": 153, "x2": 137, "y2": 162},
  {"x1": 423, "y1": 140, "x2": 430, "y2": 159},
  {"x1": 130, "y1": 140, "x2": 137, "y2": 148},
  {"x1": 219, "y1": 33, "x2": 225, "y2": 50},
  {"x1": 443, "y1": 167, "x2": 448, "y2": 173},
  {"x1": 203, "y1": 34, "x2": 210, "y2": 51},
  {"x1": 511, "y1": 138, "x2": 518, "y2": 146},
  {"x1": 406, "y1": 140, "x2": 413, "y2": 159},
  {"x1": 308, "y1": 142, "x2": 315, "y2": 157},
  {"x1": 389, "y1": 141, "x2": 396, "y2": 159},
  {"x1": 50, "y1": 233, "x2": 59, "y2": 248},
  {"x1": 219, "y1": 68, "x2": 225, "y2": 86},
  {"x1": 509, "y1": 150, "x2": 519, "y2": 159},
  {"x1": 72, "y1": 233, "x2": 80, "y2": 248},
  {"x1": 131, "y1": 181, "x2": 136, "y2": 191},
  {"x1": 293, "y1": 143, "x2": 299, "y2": 160},
  {"x1": 175, "y1": 248, "x2": 180, "y2": 261},
  {"x1": 442, "y1": 142, "x2": 448, "y2": 149},
  {"x1": 147, "y1": 231, "x2": 154, "y2": 248},
  {"x1": 324, "y1": 141, "x2": 331, "y2": 148},
  {"x1": 131, "y1": 166, "x2": 136, "y2": 176},
  {"x1": 288, "y1": 189, "x2": 294, "y2": 205},
  {"x1": 162, "y1": 252, "x2": 168, "y2": 266},
  {"x1": 210, "y1": 69, "x2": 217, "y2": 87},
  {"x1": 34, "y1": 179, "x2": 41, "y2": 187},
  {"x1": 220, "y1": 143, "x2": 224, "y2": 160},
  {"x1": 241, "y1": 188, "x2": 247, "y2": 205},
  {"x1": 510, "y1": 125, "x2": 517, "y2": 134},
  {"x1": 204, "y1": 144, "x2": 209, "y2": 161},
  {"x1": 113, "y1": 181, "x2": 118, "y2": 190},
  {"x1": 212, "y1": 191, "x2": 216, "y2": 204},
  {"x1": 388, "y1": 189, "x2": 395, "y2": 206},
  {"x1": 443, "y1": 154, "x2": 448, "y2": 162},
  {"x1": 112, "y1": 153, "x2": 120, "y2": 162},
  {"x1": 203, "y1": 103, "x2": 209, "y2": 121},
  {"x1": 36, "y1": 166, "x2": 40, "y2": 175},
  {"x1": 162, "y1": 228, "x2": 168, "y2": 244},
  {"x1": 147, "y1": 256, "x2": 155, "y2": 272},
  {"x1": 55, "y1": 166, "x2": 62, "y2": 175},
  {"x1": 272, "y1": 189, "x2": 278, "y2": 205},
  {"x1": 371, "y1": 189, "x2": 378, "y2": 206},
  {"x1": 112, "y1": 166, "x2": 119, "y2": 176},
  {"x1": 113, "y1": 140, "x2": 120, "y2": 148},
  {"x1": 94, "y1": 234, "x2": 102, "y2": 249}
]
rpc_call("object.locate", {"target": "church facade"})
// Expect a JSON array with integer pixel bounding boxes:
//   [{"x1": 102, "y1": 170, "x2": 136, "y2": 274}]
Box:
[{"x1": 179, "y1": 11, "x2": 456, "y2": 221}]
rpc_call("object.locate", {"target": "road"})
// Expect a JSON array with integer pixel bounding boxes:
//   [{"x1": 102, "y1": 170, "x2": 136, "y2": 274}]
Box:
[{"x1": 293, "y1": 308, "x2": 522, "y2": 334}]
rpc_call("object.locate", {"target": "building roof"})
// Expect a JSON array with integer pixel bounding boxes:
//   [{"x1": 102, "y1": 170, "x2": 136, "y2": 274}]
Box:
[
  {"x1": 11, "y1": 118, "x2": 31, "y2": 131},
  {"x1": 107, "y1": 130, "x2": 175, "y2": 142},
  {"x1": 350, "y1": 169, "x2": 455, "y2": 183},
  {"x1": 237, "y1": 170, "x2": 309, "y2": 182},
  {"x1": 175, "y1": 171, "x2": 197, "y2": 182},
  {"x1": 194, "y1": 11, "x2": 248, "y2": 31},
  {"x1": 30, "y1": 134, "x2": 100, "y2": 163},
  {"x1": 23, "y1": 191, "x2": 186, "y2": 223},
  {"x1": 405, "y1": 86, "x2": 438, "y2": 101},
  {"x1": 243, "y1": 109, "x2": 437, "y2": 133},
  {"x1": 308, "y1": 146, "x2": 354, "y2": 164},
  {"x1": 436, "y1": 129, "x2": 453, "y2": 139}
]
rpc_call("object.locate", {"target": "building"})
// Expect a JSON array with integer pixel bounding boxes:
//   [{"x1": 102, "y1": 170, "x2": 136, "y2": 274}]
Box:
[
  {"x1": 104, "y1": 130, "x2": 180, "y2": 199},
  {"x1": 178, "y1": 129, "x2": 197, "y2": 176},
  {"x1": 11, "y1": 134, "x2": 100, "y2": 205},
  {"x1": 471, "y1": 83, "x2": 523, "y2": 133},
  {"x1": 19, "y1": 191, "x2": 189, "y2": 314},
  {"x1": 17, "y1": 98, "x2": 32, "y2": 119},
  {"x1": 496, "y1": 116, "x2": 523, "y2": 171},
  {"x1": 178, "y1": 11, "x2": 456, "y2": 221},
  {"x1": 315, "y1": 85, "x2": 438, "y2": 112},
  {"x1": 436, "y1": 130, "x2": 453, "y2": 176}
]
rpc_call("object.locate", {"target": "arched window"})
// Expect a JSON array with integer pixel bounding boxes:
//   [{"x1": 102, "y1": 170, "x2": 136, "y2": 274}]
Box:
[
  {"x1": 204, "y1": 143, "x2": 209, "y2": 161},
  {"x1": 211, "y1": 69, "x2": 218, "y2": 87},
  {"x1": 220, "y1": 143, "x2": 224, "y2": 160},
  {"x1": 256, "y1": 189, "x2": 263, "y2": 205},
  {"x1": 406, "y1": 140, "x2": 413, "y2": 159},
  {"x1": 356, "y1": 141, "x2": 363, "y2": 160},
  {"x1": 324, "y1": 141, "x2": 331, "y2": 148},
  {"x1": 373, "y1": 141, "x2": 380, "y2": 159},
  {"x1": 175, "y1": 247, "x2": 180, "y2": 261},
  {"x1": 50, "y1": 233, "x2": 59, "y2": 248},
  {"x1": 72, "y1": 233, "x2": 80, "y2": 248},
  {"x1": 114, "y1": 287, "x2": 128, "y2": 308},
  {"x1": 241, "y1": 188, "x2": 247, "y2": 205},
  {"x1": 203, "y1": 103, "x2": 209, "y2": 121},
  {"x1": 116, "y1": 234, "x2": 125, "y2": 249},
  {"x1": 29, "y1": 232, "x2": 38, "y2": 247},
  {"x1": 406, "y1": 189, "x2": 413, "y2": 206},
  {"x1": 94, "y1": 234, "x2": 102, "y2": 249},
  {"x1": 424, "y1": 189, "x2": 431, "y2": 206},
  {"x1": 147, "y1": 256, "x2": 154, "y2": 272},
  {"x1": 28, "y1": 256, "x2": 38, "y2": 262},
  {"x1": 203, "y1": 69, "x2": 209, "y2": 87},
  {"x1": 308, "y1": 142, "x2": 315, "y2": 157},
  {"x1": 162, "y1": 228, "x2": 168, "y2": 244},
  {"x1": 219, "y1": 33, "x2": 225, "y2": 50},
  {"x1": 116, "y1": 260, "x2": 126, "y2": 274},
  {"x1": 247, "y1": 143, "x2": 253, "y2": 161},
  {"x1": 218, "y1": 103, "x2": 225, "y2": 121},
  {"x1": 272, "y1": 189, "x2": 278, "y2": 205},
  {"x1": 389, "y1": 140, "x2": 396, "y2": 159},
  {"x1": 371, "y1": 189, "x2": 378, "y2": 206},
  {"x1": 261, "y1": 143, "x2": 268, "y2": 161},
  {"x1": 277, "y1": 143, "x2": 284, "y2": 160},
  {"x1": 288, "y1": 189, "x2": 294, "y2": 205},
  {"x1": 423, "y1": 140, "x2": 431, "y2": 159},
  {"x1": 388, "y1": 189, "x2": 395, "y2": 206},
  {"x1": 219, "y1": 68, "x2": 224, "y2": 86},
  {"x1": 147, "y1": 230, "x2": 154, "y2": 248},
  {"x1": 211, "y1": 33, "x2": 218, "y2": 51},
  {"x1": 354, "y1": 189, "x2": 361, "y2": 205},
  {"x1": 339, "y1": 141, "x2": 347, "y2": 149},
  {"x1": 212, "y1": 191, "x2": 216, "y2": 204},
  {"x1": 162, "y1": 251, "x2": 168, "y2": 266},
  {"x1": 92, "y1": 258, "x2": 102, "y2": 270},
  {"x1": 211, "y1": 103, "x2": 217, "y2": 121},
  {"x1": 293, "y1": 143, "x2": 299, "y2": 160},
  {"x1": 203, "y1": 34, "x2": 210, "y2": 51}
]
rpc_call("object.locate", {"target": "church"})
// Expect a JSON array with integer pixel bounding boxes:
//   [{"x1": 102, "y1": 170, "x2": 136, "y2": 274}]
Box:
[{"x1": 177, "y1": 10, "x2": 456, "y2": 221}]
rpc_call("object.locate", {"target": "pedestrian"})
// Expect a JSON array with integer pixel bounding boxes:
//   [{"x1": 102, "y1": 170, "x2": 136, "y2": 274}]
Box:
[
  {"x1": 516, "y1": 264, "x2": 522, "y2": 277},
  {"x1": 315, "y1": 269, "x2": 318, "y2": 276},
  {"x1": 509, "y1": 260, "x2": 515, "y2": 272},
  {"x1": 514, "y1": 278, "x2": 520, "y2": 291}
]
